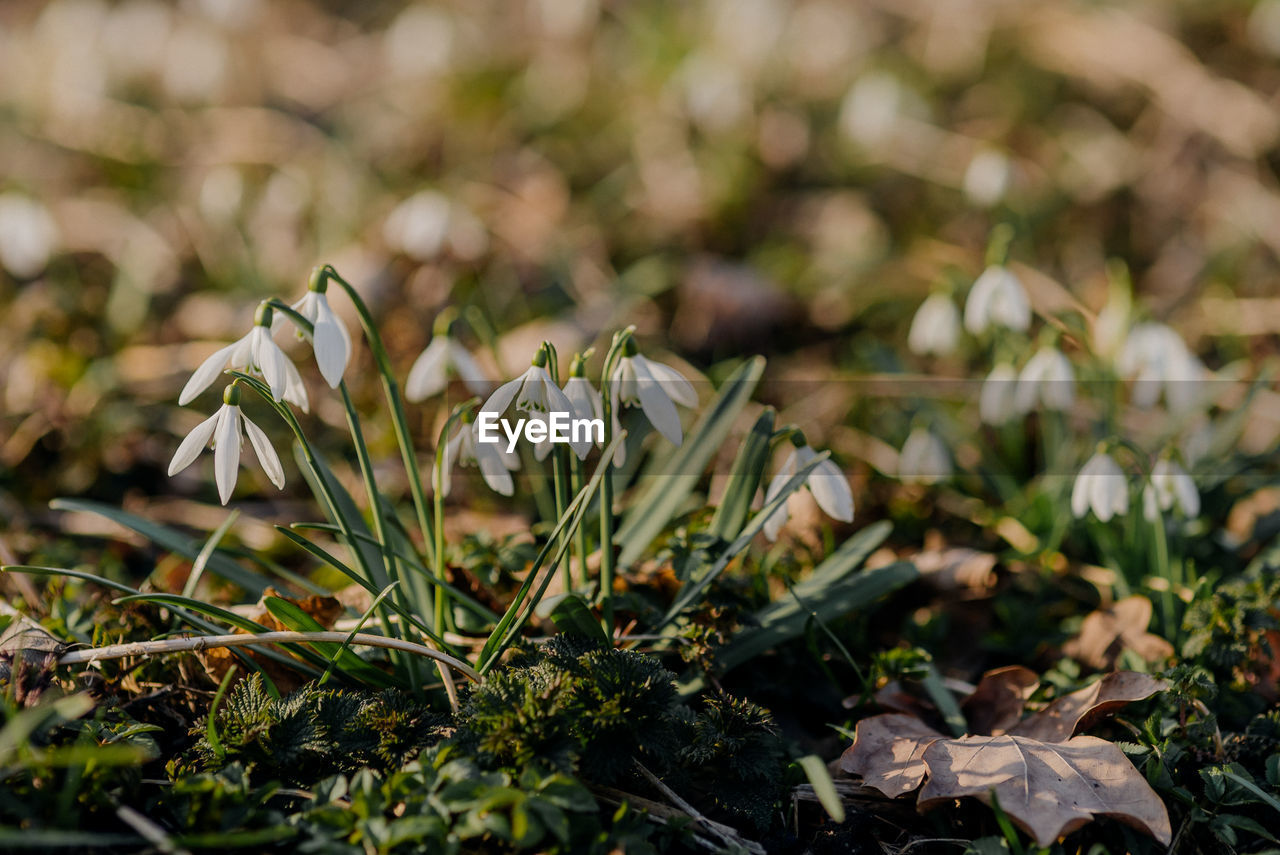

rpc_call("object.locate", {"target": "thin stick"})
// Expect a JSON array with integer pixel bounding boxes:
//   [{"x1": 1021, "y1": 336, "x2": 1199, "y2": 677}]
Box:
[
  {"x1": 57, "y1": 631, "x2": 481, "y2": 683},
  {"x1": 634, "y1": 761, "x2": 765, "y2": 855}
]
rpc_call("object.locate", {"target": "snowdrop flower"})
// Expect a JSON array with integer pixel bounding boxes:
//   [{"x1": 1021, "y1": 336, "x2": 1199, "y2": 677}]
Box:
[
  {"x1": 761, "y1": 432, "x2": 854, "y2": 541},
  {"x1": 168, "y1": 384, "x2": 285, "y2": 505},
  {"x1": 964, "y1": 265, "x2": 1031, "y2": 335},
  {"x1": 405, "y1": 316, "x2": 491, "y2": 402},
  {"x1": 563, "y1": 354, "x2": 603, "y2": 460},
  {"x1": 440, "y1": 412, "x2": 519, "y2": 497},
  {"x1": 481, "y1": 349, "x2": 573, "y2": 418},
  {"x1": 908, "y1": 292, "x2": 961, "y2": 356},
  {"x1": 898, "y1": 427, "x2": 952, "y2": 485},
  {"x1": 1143, "y1": 458, "x2": 1200, "y2": 521},
  {"x1": 1117, "y1": 322, "x2": 1207, "y2": 413},
  {"x1": 1071, "y1": 450, "x2": 1129, "y2": 521},
  {"x1": 1014, "y1": 346, "x2": 1075, "y2": 414},
  {"x1": 180, "y1": 303, "x2": 309, "y2": 412},
  {"x1": 610, "y1": 340, "x2": 697, "y2": 447},
  {"x1": 980, "y1": 362, "x2": 1019, "y2": 425},
  {"x1": 281, "y1": 272, "x2": 351, "y2": 388}
]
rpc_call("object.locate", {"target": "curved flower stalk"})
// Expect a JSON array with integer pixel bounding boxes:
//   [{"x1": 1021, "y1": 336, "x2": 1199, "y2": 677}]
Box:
[
  {"x1": 1014, "y1": 346, "x2": 1076, "y2": 414},
  {"x1": 1117, "y1": 322, "x2": 1207, "y2": 413},
  {"x1": 898, "y1": 427, "x2": 952, "y2": 485},
  {"x1": 274, "y1": 271, "x2": 352, "y2": 388},
  {"x1": 609, "y1": 340, "x2": 697, "y2": 462},
  {"x1": 481, "y1": 349, "x2": 573, "y2": 418},
  {"x1": 908, "y1": 292, "x2": 961, "y2": 356},
  {"x1": 964, "y1": 265, "x2": 1030, "y2": 336},
  {"x1": 405, "y1": 314, "x2": 491, "y2": 401},
  {"x1": 441, "y1": 411, "x2": 519, "y2": 497},
  {"x1": 180, "y1": 303, "x2": 309, "y2": 412},
  {"x1": 980, "y1": 362, "x2": 1019, "y2": 425},
  {"x1": 1071, "y1": 450, "x2": 1129, "y2": 521},
  {"x1": 168, "y1": 383, "x2": 285, "y2": 505},
  {"x1": 1143, "y1": 458, "x2": 1200, "y2": 521},
  {"x1": 761, "y1": 431, "x2": 854, "y2": 541}
]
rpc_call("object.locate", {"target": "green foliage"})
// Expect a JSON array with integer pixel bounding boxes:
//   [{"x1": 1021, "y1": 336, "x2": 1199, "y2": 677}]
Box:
[
  {"x1": 184, "y1": 674, "x2": 448, "y2": 785},
  {"x1": 458, "y1": 637, "x2": 788, "y2": 829}
]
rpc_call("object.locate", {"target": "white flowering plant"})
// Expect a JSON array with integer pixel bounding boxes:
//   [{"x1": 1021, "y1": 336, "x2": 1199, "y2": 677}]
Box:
[
  {"x1": 899, "y1": 227, "x2": 1245, "y2": 643},
  {"x1": 12, "y1": 263, "x2": 896, "y2": 723}
]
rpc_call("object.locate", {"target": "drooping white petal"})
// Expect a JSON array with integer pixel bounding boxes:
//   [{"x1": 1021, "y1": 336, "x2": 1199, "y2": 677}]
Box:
[
  {"x1": 480, "y1": 376, "x2": 522, "y2": 417},
  {"x1": 440, "y1": 430, "x2": 465, "y2": 497},
  {"x1": 980, "y1": 363, "x2": 1019, "y2": 425},
  {"x1": 213, "y1": 405, "x2": 242, "y2": 505},
  {"x1": 179, "y1": 342, "x2": 238, "y2": 405},
  {"x1": 227, "y1": 332, "x2": 255, "y2": 370},
  {"x1": 243, "y1": 414, "x2": 285, "y2": 490},
  {"x1": 808, "y1": 457, "x2": 854, "y2": 523},
  {"x1": 965, "y1": 266, "x2": 1029, "y2": 334},
  {"x1": 167, "y1": 409, "x2": 222, "y2": 475},
  {"x1": 565, "y1": 377, "x2": 603, "y2": 421},
  {"x1": 1173, "y1": 466, "x2": 1200, "y2": 518},
  {"x1": 763, "y1": 449, "x2": 799, "y2": 505},
  {"x1": 1143, "y1": 485, "x2": 1161, "y2": 522},
  {"x1": 251, "y1": 327, "x2": 289, "y2": 401},
  {"x1": 474, "y1": 440, "x2": 515, "y2": 496},
  {"x1": 281, "y1": 353, "x2": 310, "y2": 413},
  {"x1": 899, "y1": 428, "x2": 950, "y2": 485},
  {"x1": 448, "y1": 340, "x2": 491, "y2": 397},
  {"x1": 908, "y1": 293, "x2": 961, "y2": 356},
  {"x1": 311, "y1": 295, "x2": 351, "y2": 388},
  {"x1": 963, "y1": 267, "x2": 1000, "y2": 335},
  {"x1": 1070, "y1": 464, "x2": 1093, "y2": 519},
  {"x1": 405, "y1": 338, "x2": 451, "y2": 401},
  {"x1": 633, "y1": 359, "x2": 683, "y2": 445},
  {"x1": 528, "y1": 411, "x2": 554, "y2": 461},
  {"x1": 637, "y1": 355, "x2": 697, "y2": 408}
]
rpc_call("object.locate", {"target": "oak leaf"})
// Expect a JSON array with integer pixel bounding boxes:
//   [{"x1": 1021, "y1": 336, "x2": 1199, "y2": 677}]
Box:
[
  {"x1": 838, "y1": 669, "x2": 1170, "y2": 846},
  {"x1": 918, "y1": 734, "x2": 1171, "y2": 845}
]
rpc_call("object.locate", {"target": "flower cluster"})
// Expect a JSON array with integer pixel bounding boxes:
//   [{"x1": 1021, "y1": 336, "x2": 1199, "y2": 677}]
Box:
[{"x1": 167, "y1": 270, "x2": 856, "y2": 547}]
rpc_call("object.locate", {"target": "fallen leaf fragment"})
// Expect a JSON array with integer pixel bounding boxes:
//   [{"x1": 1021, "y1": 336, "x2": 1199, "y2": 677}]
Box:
[
  {"x1": 1009, "y1": 671, "x2": 1166, "y2": 743},
  {"x1": 961, "y1": 665, "x2": 1039, "y2": 736},
  {"x1": 839, "y1": 714, "x2": 941, "y2": 796},
  {"x1": 918, "y1": 734, "x2": 1172, "y2": 846},
  {"x1": 1063, "y1": 596, "x2": 1174, "y2": 670}
]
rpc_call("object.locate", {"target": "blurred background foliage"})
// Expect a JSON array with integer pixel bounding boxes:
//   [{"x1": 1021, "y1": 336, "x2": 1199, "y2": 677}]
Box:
[{"x1": 4, "y1": 0, "x2": 1280, "y2": 543}]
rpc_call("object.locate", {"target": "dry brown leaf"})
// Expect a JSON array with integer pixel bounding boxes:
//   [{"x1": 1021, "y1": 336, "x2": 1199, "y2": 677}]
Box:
[
  {"x1": 961, "y1": 665, "x2": 1039, "y2": 737},
  {"x1": 913, "y1": 546, "x2": 999, "y2": 595},
  {"x1": 1009, "y1": 671, "x2": 1166, "y2": 743},
  {"x1": 838, "y1": 670, "x2": 1170, "y2": 846},
  {"x1": 918, "y1": 734, "x2": 1171, "y2": 846},
  {"x1": 1063, "y1": 596, "x2": 1174, "y2": 670},
  {"x1": 838, "y1": 714, "x2": 942, "y2": 797}
]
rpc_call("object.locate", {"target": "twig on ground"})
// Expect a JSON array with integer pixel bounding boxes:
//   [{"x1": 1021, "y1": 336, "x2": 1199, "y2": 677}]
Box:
[
  {"x1": 56, "y1": 631, "x2": 481, "y2": 684},
  {"x1": 634, "y1": 761, "x2": 766, "y2": 855}
]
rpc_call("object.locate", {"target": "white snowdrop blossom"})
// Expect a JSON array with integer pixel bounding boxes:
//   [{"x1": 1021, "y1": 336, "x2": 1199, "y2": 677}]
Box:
[
  {"x1": 1014, "y1": 346, "x2": 1076, "y2": 414},
  {"x1": 285, "y1": 281, "x2": 352, "y2": 388},
  {"x1": 481, "y1": 351, "x2": 573, "y2": 420},
  {"x1": 610, "y1": 343, "x2": 697, "y2": 448},
  {"x1": 1071, "y1": 451, "x2": 1129, "y2": 522},
  {"x1": 908, "y1": 292, "x2": 961, "y2": 356},
  {"x1": 0, "y1": 194, "x2": 59, "y2": 278},
  {"x1": 761, "y1": 435, "x2": 854, "y2": 541},
  {"x1": 1117, "y1": 322, "x2": 1207, "y2": 413},
  {"x1": 964, "y1": 265, "x2": 1031, "y2": 335},
  {"x1": 406, "y1": 333, "x2": 491, "y2": 402},
  {"x1": 167, "y1": 385, "x2": 285, "y2": 505},
  {"x1": 980, "y1": 362, "x2": 1020, "y2": 425},
  {"x1": 898, "y1": 428, "x2": 952, "y2": 485},
  {"x1": 1143, "y1": 459, "x2": 1200, "y2": 521},
  {"x1": 441, "y1": 415, "x2": 519, "y2": 497},
  {"x1": 180, "y1": 304, "x2": 309, "y2": 412},
  {"x1": 563, "y1": 371, "x2": 603, "y2": 460}
]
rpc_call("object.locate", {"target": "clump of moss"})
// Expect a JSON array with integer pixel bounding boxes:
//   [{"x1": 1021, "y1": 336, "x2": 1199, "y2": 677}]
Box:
[
  {"x1": 184, "y1": 673, "x2": 448, "y2": 784},
  {"x1": 456, "y1": 636, "x2": 788, "y2": 830}
]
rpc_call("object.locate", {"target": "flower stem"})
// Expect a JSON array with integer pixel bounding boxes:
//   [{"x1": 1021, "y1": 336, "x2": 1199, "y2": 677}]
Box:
[
  {"x1": 596, "y1": 327, "x2": 635, "y2": 638},
  {"x1": 317, "y1": 266, "x2": 436, "y2": 566}
]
